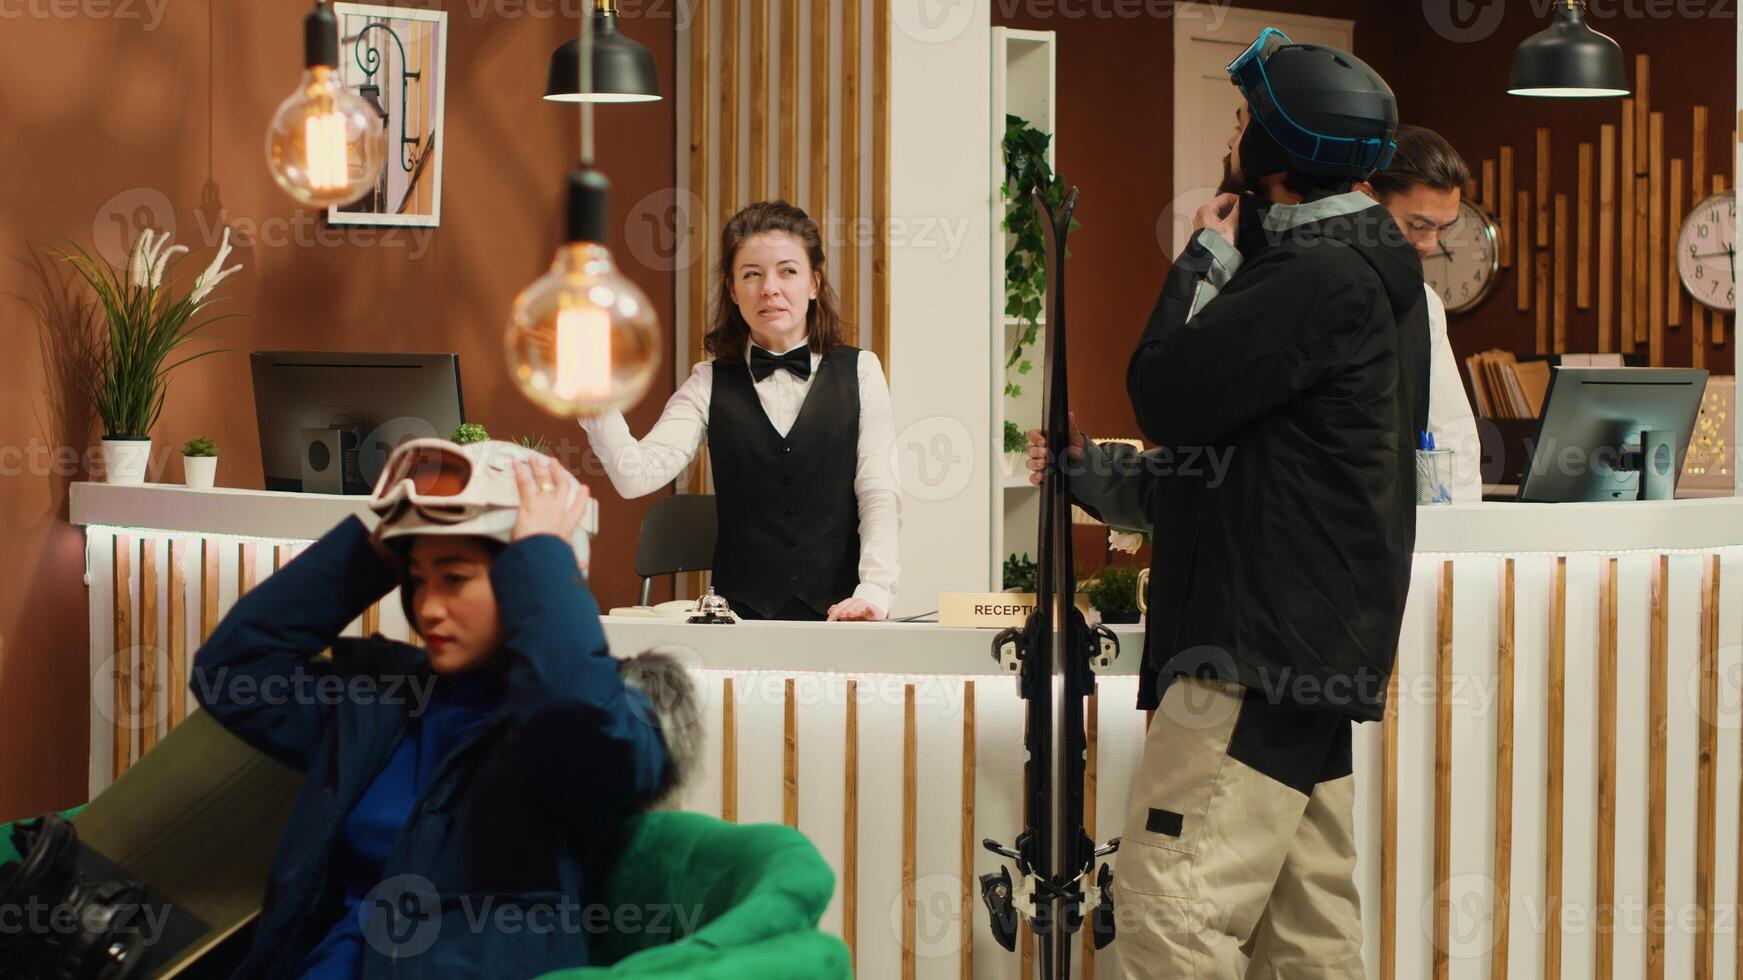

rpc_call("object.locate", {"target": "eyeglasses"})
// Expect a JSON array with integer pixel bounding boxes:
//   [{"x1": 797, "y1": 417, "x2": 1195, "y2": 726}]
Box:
[{"x1": 1226, "y1": 27, "x2": 1396, "y2": 176}]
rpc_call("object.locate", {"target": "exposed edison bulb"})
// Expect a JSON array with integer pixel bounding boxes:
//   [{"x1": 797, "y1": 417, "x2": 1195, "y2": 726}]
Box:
[
  {"x1": 506, "y1": 242, "x2": 661, "y2": 418},
  {"x1": 265, "y1": 66, "x2": 387, "y2": 207}
]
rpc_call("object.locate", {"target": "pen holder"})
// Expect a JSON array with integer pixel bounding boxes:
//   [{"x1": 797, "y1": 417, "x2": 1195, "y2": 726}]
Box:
[{"x1": 1416, "y1": 448, "x2": 1456, "y2": 505}]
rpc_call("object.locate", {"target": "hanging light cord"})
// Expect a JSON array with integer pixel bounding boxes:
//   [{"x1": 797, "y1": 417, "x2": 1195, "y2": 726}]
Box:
[{"x1": 578, "y1": 0, "x2": 595, "y2": 167}]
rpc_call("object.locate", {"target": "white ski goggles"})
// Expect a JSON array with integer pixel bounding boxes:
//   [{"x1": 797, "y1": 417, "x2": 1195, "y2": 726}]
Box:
[{"x1": 368, "y1": 438, "x2": 522, "y2": 524}]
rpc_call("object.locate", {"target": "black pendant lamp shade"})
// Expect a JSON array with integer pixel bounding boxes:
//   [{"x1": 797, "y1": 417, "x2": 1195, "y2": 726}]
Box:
[
  {"x1": 1508, "y1": 0, "x2": 1629, "y2": 98},
  {"x1": 544, "y1": 1, "x2": 661, "y2": 103}
]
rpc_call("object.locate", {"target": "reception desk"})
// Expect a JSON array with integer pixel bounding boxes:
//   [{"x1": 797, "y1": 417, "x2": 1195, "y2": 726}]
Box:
[{"x1": 70, "y1": 482, "x2": 1743, "y2": 978}]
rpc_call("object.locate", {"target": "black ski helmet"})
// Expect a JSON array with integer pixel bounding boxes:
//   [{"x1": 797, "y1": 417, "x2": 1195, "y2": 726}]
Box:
[{"x1": 1227, "y1": 28, "x2": 1398, "y2": 182}]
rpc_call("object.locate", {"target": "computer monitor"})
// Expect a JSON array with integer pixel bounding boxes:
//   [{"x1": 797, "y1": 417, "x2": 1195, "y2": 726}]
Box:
[
  {"x1": 1517, "y1": 367, "x2": 1709, "y2": 502},
  {"x1": 251, "y1": 352, "x2": 465, "y2": 493}
]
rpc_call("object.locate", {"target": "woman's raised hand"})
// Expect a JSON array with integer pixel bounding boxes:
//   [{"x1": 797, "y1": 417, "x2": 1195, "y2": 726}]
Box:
[{"x1": 512, "y1": 456, "x2": 590, "y2": 559}]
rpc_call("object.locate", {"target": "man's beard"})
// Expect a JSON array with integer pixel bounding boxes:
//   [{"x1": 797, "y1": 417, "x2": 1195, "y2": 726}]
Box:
[{"x1": 1217, "y1": 153, "x2": 1245, "y2": 196}]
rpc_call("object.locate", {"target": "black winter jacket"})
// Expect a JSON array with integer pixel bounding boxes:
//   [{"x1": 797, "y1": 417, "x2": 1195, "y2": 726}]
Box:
[{"x1": 1126, "y1": 191, "x2": 1430, "y2": 721}]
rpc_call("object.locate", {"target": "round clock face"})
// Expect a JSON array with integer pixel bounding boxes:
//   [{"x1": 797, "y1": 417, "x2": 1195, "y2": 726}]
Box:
[
  {"x1": 1421, "y1": 199, "x2": 1502, "y2": 314},
  {"x1": 1678, "y1": 190, "x2": 1735, "y2": 313}
]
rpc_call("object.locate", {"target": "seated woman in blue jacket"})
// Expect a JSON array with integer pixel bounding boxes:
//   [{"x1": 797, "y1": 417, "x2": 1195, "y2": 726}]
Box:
[{"x1": 192, "y1": 438, "x2": 698, "y2": 979}]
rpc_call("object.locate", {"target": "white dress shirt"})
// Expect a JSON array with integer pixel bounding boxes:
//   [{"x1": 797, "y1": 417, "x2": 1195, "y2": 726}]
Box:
[
  {"x1": 1423, "y1": 287, "x2": 1482, "y2": 502},
  {"x1": 579, "y1": 341, "x2": 901, "y2": 615}
]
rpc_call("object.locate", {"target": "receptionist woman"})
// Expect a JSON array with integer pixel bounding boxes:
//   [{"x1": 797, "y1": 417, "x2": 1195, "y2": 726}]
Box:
[{"x1": 579, "y1": 200, "x2": 899, "y2": 622}]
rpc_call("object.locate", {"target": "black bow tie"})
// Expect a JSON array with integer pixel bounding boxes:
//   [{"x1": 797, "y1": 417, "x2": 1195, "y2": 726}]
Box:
[{"x1": 749, "y1": 345, "x2": 812, "y2": 382}]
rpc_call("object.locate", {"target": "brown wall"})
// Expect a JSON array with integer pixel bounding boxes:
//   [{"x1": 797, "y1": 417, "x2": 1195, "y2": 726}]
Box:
[
  {"x1": 992, "y1": 2, "x2": 1734, "y2": 567},
  {"x1": 0, "y1": 4, "x2": 677, "y2": 823}
]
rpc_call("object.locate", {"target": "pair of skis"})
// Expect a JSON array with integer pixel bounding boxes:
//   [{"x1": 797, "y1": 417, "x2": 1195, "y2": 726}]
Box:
[{"x1": 981, "y1": 187, "x2": 1123, "y2": 979}]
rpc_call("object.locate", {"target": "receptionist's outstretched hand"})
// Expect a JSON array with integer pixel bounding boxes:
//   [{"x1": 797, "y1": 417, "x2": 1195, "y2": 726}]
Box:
[
  {"x1": 512, "y1": 457, "x2": 590, "y2": 568},
  {"x1": 827, "y1": 598, "x2": 883, "y2": 622}
]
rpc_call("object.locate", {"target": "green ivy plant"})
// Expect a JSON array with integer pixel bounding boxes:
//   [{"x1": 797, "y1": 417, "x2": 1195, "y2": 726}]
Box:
[
  {"x1": 1000, "y1": 114, "x2": 1076, "y2": 455},
  {"x1": 181, "y1": 434, "x2": 217, "y2": 457},
  {"x1": 450, "y1": 422, "x2": 490, "y2": 444}
]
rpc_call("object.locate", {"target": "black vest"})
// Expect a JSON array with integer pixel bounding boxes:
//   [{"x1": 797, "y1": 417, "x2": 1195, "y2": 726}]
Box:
[{"x1": 707, "y1": 347, "x2": 862, "y2": 618}]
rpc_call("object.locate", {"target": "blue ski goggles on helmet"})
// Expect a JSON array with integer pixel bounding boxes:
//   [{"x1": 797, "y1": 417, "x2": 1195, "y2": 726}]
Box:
[{"x1": 1226, "y1": 27, "x2": 1397, "y2": 176}]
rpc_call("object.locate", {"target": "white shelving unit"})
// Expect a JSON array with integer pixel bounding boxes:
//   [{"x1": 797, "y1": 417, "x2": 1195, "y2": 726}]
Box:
[{"x1": 989, "y1": 27, "x2": 1055, "y2": 587}]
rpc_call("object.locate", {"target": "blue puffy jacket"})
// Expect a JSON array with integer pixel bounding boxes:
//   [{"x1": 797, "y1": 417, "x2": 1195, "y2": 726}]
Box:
[{"x1": 192, "y1": 516, "x2": 667, "y2": 978}]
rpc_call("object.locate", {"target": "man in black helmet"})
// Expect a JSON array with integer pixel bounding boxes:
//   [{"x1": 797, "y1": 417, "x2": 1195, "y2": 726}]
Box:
[{"x1": 1108, "y1": 30, "x2": 1429, "y2": 977}]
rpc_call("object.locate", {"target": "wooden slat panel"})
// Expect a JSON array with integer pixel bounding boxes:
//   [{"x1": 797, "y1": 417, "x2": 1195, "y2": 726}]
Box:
[
  {"x1": 845, "y1": 677, "x2": 859, "y2": 970},
  {"x1": 841, "y1": 0, "x2": 861, "y2": 330},
  {"x1": 238, "y1": 541, "x2": 257, "y2": 598},
  {"x1": 749, "y1": 0, "x2": 768, "y2": 201},
  {"x1": 1537, "y1": 128, "x2": 1551, "y2": 247},
  {"x1": 784, "y1": 677, "x2": 798, "y2": 827},
  {"x1": 779, "y1": 0, "x2": 798, "y2": 203},
  {"x1": 1482, "y1": 158, "x2": 1496, "y2": 213},
  {"x1": 902, "y1": 683, "x2": 916, "y2": 980},
  {"x1": 1579, "y1": 142, "x2": 1593, "y2": 308},
  {"x1": 200, "y1": 538, "x2": 218, "y2": 645},
  {"x1": 1536, "y1": 231, "x2": 1551, "y2": 354},
  {"x1": 1648, "y1": 554, "x2": 1669, "y2": 980},
  {"x1": 1433, "y1": 561, "x2": 1453, "y2": 980},
  {"x1": 1635, "y1": 54, "x2": 1650, "y2": 173},
  {"x1": 1546, "y1": 556, "x2": 1567, "y2": 980},
  {"x1": 1649, "y1": 113, "x2": 1665, "y2": 365},
  {"x1": 1382, "y1": 663, "x2": 1399, "y2": 980},
  {"x1": 872, "y1": 0, "x2": 890, "y2": 369},
  {"x1": 1671, "y1": 160, "x2": 1686, "y2": 336},
  {"x1": 688, "y1": 0, "x2": 710, "y2": 371},
  {"x1": 723, "y1": 675, "x2": 738, "y2": 822},
  {"x1": 362, "y1": 602, "x2": 380, "y2": 638},
  {"x1": 1716, "y1": 175, "x2": 1729, "y2": 346},
  {"x1": 1697, "y1": 555, "x2": 1719, "y2": 980},
  {"x1": 1622, "y1": 101, "x2": 1637, "y2": 352},
  {"x1": 1518, "y1": 191, "x2": 1532, "y2": 313},
  {"x1": 720, "y1": 0, "x2": 740, "y2": 221},
  {"x1": 1555, "y1": 194, "x2": 1569, "y2": 354},
  {"x1": 112, "y1": 533, "x2": 133, "y2": 780},
  {"x1": 1500, "y1": 146, "x2": 1515, "y2": 268},
  {"x1": 810, "y1": 0, "x2": 830, "y2": 221},
  {"x1": 1636, "y1": 174, "x2": 1650, "y2": 347},
  {"x1": 1600, "y1": 125, "x2": 1617, "y2": 352},
  {"x1": 962, "y1": 680, "x2": 975, "y2": 979},
  {"x1": 167, "y1": 538, "x2": 187, "y2": 729},
  {"x1": 1597, "y1": 557, "x2": 1618, "y2": 980},
  {"x1": 1493, "y1": 559, "x2": 1516, "y2": 980},
  {"x1": 138, "y1": 538, "x2": 159, "y2": 755},
  {"x1": 1692, "y1": 107, "x2": 1710, "y2": 348}
]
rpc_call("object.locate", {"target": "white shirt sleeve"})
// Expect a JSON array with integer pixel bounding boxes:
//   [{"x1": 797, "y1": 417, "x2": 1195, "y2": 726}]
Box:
[
  {"x1": 1423, "y1": 288, "x2": 1483, "y2": 502},
  {"x1": 851, "y1": 350, "x2": 901, "y2": 616},
  {"x1": 577, "y1": 362, "x2": 713, "y2": 499}
]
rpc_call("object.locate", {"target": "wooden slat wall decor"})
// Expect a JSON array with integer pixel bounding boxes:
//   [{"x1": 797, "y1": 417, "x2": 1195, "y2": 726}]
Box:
[
  {"x1": 1500, "y1": 146, "x2": 1515, "y2": 269},
  {"x1": 200, "y1": 538, "x2": 218, "y2": 644},
  {"x1": 1518, "y1": 191, "x2": 1533, "y2": 314},
  {"x1": 1716, "y1": 175, "x2": 1729, "y2": 347},
  {"x1": 1697, "y1": 555, "x2": 1719, "y2": 980},
  {"x1": 845, "y1": 678, "x2": 859, "y2": 968},
  {"x1": 810, "y1": 0, "x2": 830, "y2": 222},
  {"x1": 749, "y1": 0, "x2": 768, "y2": 201},
  {"x1": 238, "y1": 541, "x2": 256, "y2": 599},
  {"x1": 1600, "y1": 125, "x2": 1617, "y2": 352},
  {"x1": 1493, "y1": 559, "x2": 1516, "y2": 980},
  {"x1": 723, "y1": 675, "x2": 738, "y2": 822},
  {"x1": 1622, "y1": 101, "x2": 1637, "y2": 353},
  {"x1": 1691, "y1": 107, "x2": 1709, "y2": 351},
  {"x1": 1545, "y1": 556, "x2": 1567, "y2": 980},
  {"x1": 688, "y1": 0, "x2": 710, "y2": 372},
  {"x1": 1536, "y1": 225, "x2": 1551, "y2": 354},
  {"x1": 1554, "y1": 195, "x2": 1569, "y2": 354},
  {"x1": 720, "y1": 0, "x2": 739, "y2": 225},
  {"x1": 1670, "y1": 159, "x2": 1686, "y2": 334},
  {"x1": 138, "y1": 538, "x2": 159, "y2": 756},
  {"x1": 1648, "y1": 555, "x2": 1669, "y2": 980},
  {"x1": 1636, "y1": 173, "x2": 1650, "y2": 347},
  {"x1": 961, "y1": 680, "x2": 975, "y2": 979},
  {"x1": 1649, "y1": 113, "x2": 1666, "y2": 365},
  {"x1": 1635, "y1": 55, "x2": 1650, "y2": 173},
  {"x1": 1536, "y1": 129, "x2": 1552, "y2": 248},
  {"x1": 872, "y1": 0, "x2": 891, "y2": 372},
  {"x1": 902, "y1": 683, "x2": 916, "y2": 980},
  {"x1": 841, "y1": 0, "x2": 861, "y2": 337},
  {"x1": 784, "y1": 677, "x2": 799, "y2": 827},
  {"x1": 1578, "y1": 143, "x2": 1593, "y2": 309},
  {"x1": 111, "y1": 533, "x2": 132, "y2": 779},
  {"x1": 778, "y1": 0, "x2": 798, "y2": 203},
  {"x1": 1482, "y1": 159, "x2": 1496, "y2": 214},
  {"x1": 1597, "y1": 557, "x2": 1618, "y2": 980},
  {"x1": 167, "y1": 539, "x2": 187, "y2": 729},
  {"x1": 1433, "y1": 562, "x2": 1453, "y2": 980},
  {"x1": 362, "y1": 602, "x2": 380, "y2": 638}
]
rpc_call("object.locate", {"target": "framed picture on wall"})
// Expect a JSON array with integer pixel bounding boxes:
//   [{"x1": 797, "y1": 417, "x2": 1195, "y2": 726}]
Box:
[{"x1": 327, "y1": 3, "x2": 448, "y2": 228}]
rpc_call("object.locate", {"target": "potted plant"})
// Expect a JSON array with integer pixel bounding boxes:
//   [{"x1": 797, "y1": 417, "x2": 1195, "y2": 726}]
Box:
[
  {"x1": 58, "y1": 228, "x2": 240, "y2": 484},
  {"x1": 1000, "y1": 115, "x2": 1076, "y2": 477},
  {"x1": 1085, "y1": 565, "x2": 1142, "y2": 625},
  {"x1": 516, "y1": 434, "x2": 552, "y2": 455},
  {"x1": 182, "y1": 435, "x2": 218, "y2": 489},
  {"x1": 450, "y1": 422, "x2": 490, "y2": 444}
]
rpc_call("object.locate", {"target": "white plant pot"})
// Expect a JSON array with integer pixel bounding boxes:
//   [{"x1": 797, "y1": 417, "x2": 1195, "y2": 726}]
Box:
[
  {"x1": 100, "y1": 437, "x2": 152, "y2": 484},
  {"x1": 183, "y1": 455, "x2": 217, "y2": 489}
]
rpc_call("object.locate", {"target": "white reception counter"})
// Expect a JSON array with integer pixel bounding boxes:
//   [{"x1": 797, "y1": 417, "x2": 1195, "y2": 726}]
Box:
[{"x1": 68, "y1": 482, "x2": 1743, "y2": 979}]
